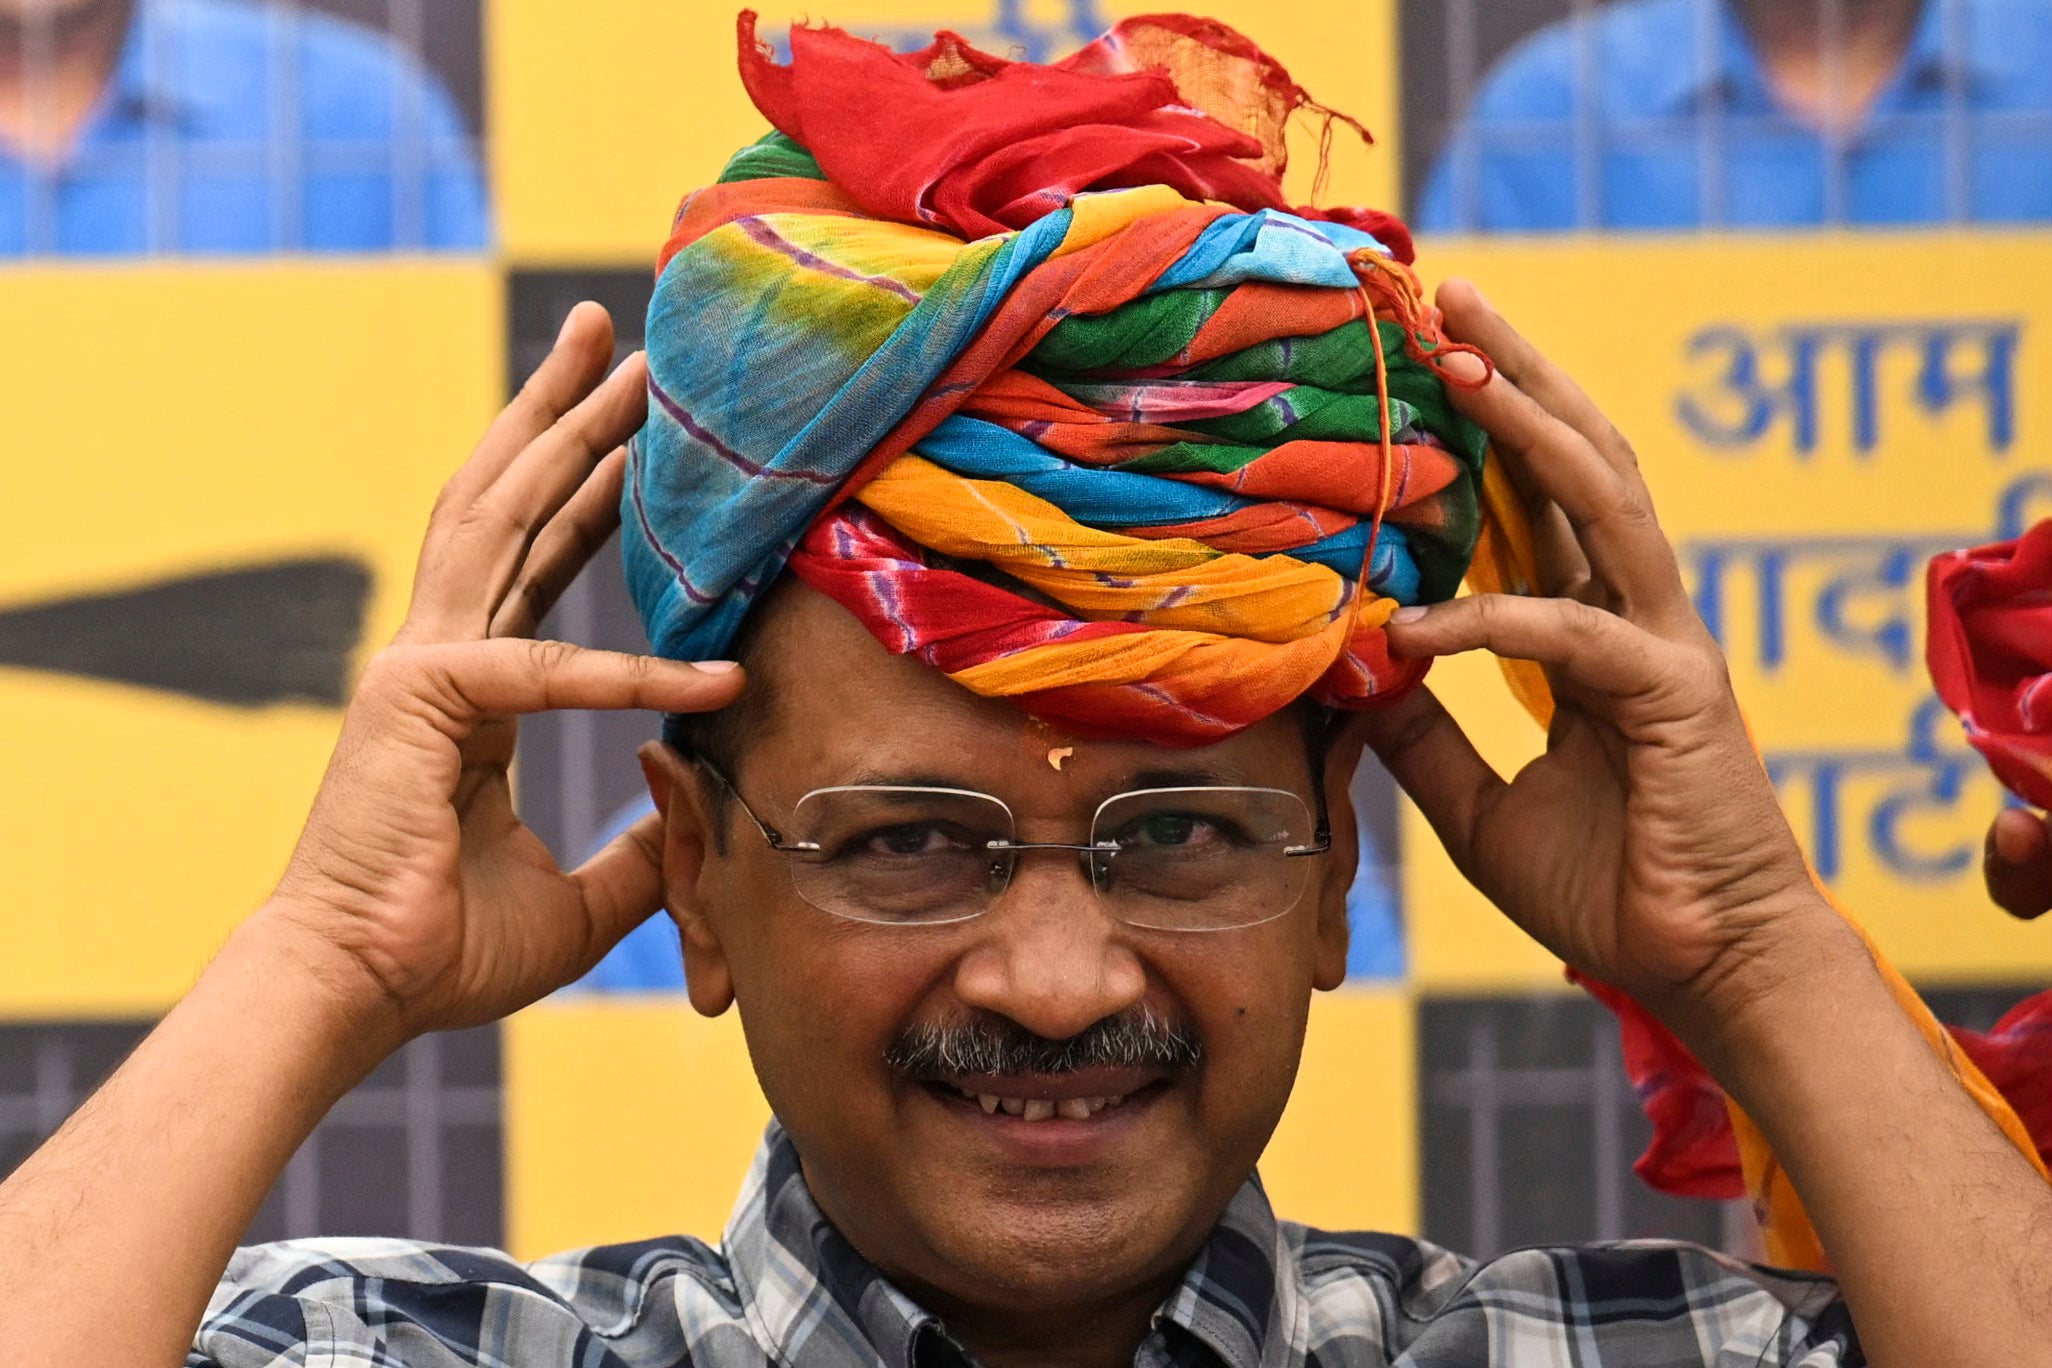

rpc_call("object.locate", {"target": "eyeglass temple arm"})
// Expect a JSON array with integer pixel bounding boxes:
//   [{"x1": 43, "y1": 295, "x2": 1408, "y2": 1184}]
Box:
[{"x1": 690, "y1": 754, "x2": 821, "y2": 853}]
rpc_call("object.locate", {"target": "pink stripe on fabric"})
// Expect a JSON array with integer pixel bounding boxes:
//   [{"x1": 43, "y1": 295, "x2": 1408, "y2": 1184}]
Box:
[
  {"x1": 735, "y1": 215, "x2": 923, "y2": 306},
  {"x1": 1080, "y1": 380, "x2": 1292, "y2": 423},
  {"x1": 647, "y1": 374, "x2": 841, "y2": 486}
]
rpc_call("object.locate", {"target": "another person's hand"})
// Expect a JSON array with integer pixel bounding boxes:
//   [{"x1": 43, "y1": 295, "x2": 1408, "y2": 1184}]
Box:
[
  {"x1": 1985, "y1": 808, "x2": 2052, "y2": 919},
  {"x1": 1369, "y1": 281, "x2": 1839, "y2": 1020},
  {"x1": 258, "y1": 304, "x2": 743, "y2": 1043}
]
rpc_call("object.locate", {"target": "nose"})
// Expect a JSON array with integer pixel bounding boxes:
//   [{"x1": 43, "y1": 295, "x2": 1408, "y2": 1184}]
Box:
[{"x1": 950, "y1": 848, "x2": 1148, "y2": 1041}]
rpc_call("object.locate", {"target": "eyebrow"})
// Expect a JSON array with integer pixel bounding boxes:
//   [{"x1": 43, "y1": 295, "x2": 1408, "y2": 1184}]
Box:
[
  {"x1": 825, "y1": 766, "x2": 1257, "y2": 794},
  {"x1": 835, "y1": 770, "x2": 985, "y2": 791},
  {"x1": 1123, "y1": 765, "x2": 1249, "y2": 791}
]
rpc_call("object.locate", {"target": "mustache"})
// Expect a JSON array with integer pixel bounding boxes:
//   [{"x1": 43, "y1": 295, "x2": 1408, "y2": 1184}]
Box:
[{"x1": 884, "y1": 1006, "x2": 1203, "y2": 1079}]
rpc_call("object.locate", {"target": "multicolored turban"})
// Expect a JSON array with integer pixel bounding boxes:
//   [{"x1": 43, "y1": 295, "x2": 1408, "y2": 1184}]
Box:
[{"x1": 623, "y1": 12, "x2": 1509, "y2": 746}]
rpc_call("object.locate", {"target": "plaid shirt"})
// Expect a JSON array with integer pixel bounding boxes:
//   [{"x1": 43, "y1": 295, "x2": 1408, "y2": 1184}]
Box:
[{"x1": 193, "y1": 1123, "x2": 1861, "y2": 1367}]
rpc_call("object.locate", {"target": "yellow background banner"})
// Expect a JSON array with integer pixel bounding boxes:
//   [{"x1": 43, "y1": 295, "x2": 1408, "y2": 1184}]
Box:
[{"x1": 0, "y1": 263, "x2": 501, "y2": 1016}]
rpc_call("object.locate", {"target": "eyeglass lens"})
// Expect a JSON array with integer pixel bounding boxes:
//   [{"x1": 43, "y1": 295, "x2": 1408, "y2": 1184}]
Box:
[{"x1": 781, "y1": 786, "x2": 1315, "y2": 931}]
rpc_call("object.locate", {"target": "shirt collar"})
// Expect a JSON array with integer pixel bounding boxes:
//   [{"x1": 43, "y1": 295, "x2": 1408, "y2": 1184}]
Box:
[
  {"x1": 1866, "y1": 0, "x2": 2018, "y2": 99},
  {"x1": 1645, "y1": 0, "x2": 2012, "y2": 117},
  {"x1": 1150, "y1": 1176, "x2": 1298, "y2": 1368},
  {"x1": 723, "y1": 1123, "x2": 955, "y2": 1368},
  {"x1": 722, "y1": 1123, "x2": 1298, "y2": 1368}
]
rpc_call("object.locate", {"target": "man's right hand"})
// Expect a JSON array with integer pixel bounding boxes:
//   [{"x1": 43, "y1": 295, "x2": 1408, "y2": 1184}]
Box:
[
  {"x1": 0, "y1": 303, "x2": 744, "y2": 1368},
  {"x1": 1985, "y1": 807, "x2": 2052, "y2": 920},
  {"x1": 259, "y1": 301, "x2": 744, "y2": 1045}
]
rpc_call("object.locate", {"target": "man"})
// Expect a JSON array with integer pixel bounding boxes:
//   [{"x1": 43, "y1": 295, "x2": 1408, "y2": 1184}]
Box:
[
  {"x1": 0, "y1": 0, "x2": 487, "y2": 254},
  {"x1": 4, "y1": 15, "x2": 2051, "y2": 1367},
  {"x1": 1416, "y1": 0, "x2": 2052, "y2": 231}
]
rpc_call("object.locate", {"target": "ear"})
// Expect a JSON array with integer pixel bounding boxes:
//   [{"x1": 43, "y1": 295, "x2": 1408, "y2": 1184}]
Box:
[
  {"x1": 1311, "y1": 712, "x2": 1373, "y2": 992},
  {"x1": 638, "y1": 741, "x2": 736, "y2": 1018}
]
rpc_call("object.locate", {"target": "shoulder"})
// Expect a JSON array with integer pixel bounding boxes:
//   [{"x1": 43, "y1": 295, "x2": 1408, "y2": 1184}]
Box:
[
  {"x1": 199, "y1": 1235, "x2": 745, "y2": 1366},
  {"x1": 1283, "y1": 1226, "x2": 1860, "y2": 1363},
  {"x1": 287, "y1": 4, "x2": 468, "y2": 128},
  {"x1": 1462, "y1": 0, "x2": 1698, "y2": 123},
  {"x1": 136, "y1": 0, "x2": 266, "y2": 83},
  {"x1": 1284, "y1": 1225, "x2": 1478, "y2": 1330},
  {"x1": 526, "y1": 1233, "x2": 749, "y2": 1330},
  {"x1": 143, "y1": 0, "x2": 409, "y2": 71},
  {"x1": 144, "y1": 0, "x2": 464, "y2": 123},
  {"x1": 1963, "y1": 0, "x2": 2052, "y2": 102}
]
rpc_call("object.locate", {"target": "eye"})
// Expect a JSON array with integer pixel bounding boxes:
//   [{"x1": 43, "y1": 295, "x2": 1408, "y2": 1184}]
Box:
[
  {"x1": 1116, "y1": 813, "x2": 1229, "y2": 850},
  {"x1": 849, "y1": 822, "x2": 978, "y2": 859}
]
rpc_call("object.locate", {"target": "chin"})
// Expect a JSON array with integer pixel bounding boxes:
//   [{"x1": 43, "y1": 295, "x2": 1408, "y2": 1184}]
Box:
[{"x1": 913, "y1": 1187, "x2": 1196, "y2": 1310}]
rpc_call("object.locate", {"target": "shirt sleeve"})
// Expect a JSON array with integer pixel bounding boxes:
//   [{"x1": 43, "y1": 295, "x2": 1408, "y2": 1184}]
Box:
[
  {"x1": 192, "y1": 1239, "x2": 598, "y2": 1367},
  {"x1": 1472, "y1": 1244, "x2": 1862, "y2": 1365}
]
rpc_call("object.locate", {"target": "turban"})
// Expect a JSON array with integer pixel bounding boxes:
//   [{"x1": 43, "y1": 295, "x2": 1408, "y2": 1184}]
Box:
[{"x1": 623, "y1": 12, "x2": 1513, "y2": 746}]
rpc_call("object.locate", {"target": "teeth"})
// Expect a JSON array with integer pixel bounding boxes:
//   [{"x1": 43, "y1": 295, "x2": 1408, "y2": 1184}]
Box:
[{"x1": 952, "y1": 1088, "x2": 1139, "y2": 1120}]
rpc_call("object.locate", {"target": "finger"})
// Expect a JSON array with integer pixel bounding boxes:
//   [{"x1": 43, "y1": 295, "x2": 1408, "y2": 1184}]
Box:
[
  {"x1": 411, "y1": 353, "x2": 649, "y2": 639},
  {"x1": 1439, "y1": 279, "x2": 1637, "y2": 478},
  {"x1": 387, "y1": 639, "x2": 744, "y2": 721},
  {"x1": 1985, "y1": 808, "x2": 2052, "y2": 920},
  {"x1": 1355, "y1": 685, "x2": 1505, "y2": 878},
  {"x1": 568, "y1": 810, "x2": 672, "y2": 970},
  {"x1": 428, "y1": 303, "x2": 616, "y2": 542},
  {"x1": 1388, "y1": 594, "x2": 1667, "y2": 698},
  {"x1": 488, "y1": 445, "x2": 629, "y2": 640},
  {"x1": 1439, "y1": 351, "x2": 1689, "y2": 622}
]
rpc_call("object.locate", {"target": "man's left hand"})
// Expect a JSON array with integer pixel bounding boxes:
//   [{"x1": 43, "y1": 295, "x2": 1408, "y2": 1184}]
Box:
[{"x1": 1368, "y1": 280, "x2": 1842, "y2": 1022}]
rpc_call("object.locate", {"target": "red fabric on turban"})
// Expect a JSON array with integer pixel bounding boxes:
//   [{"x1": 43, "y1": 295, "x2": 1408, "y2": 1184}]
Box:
[{"x1": 734, "y1": 11, "x2": 1414, "y2": 259}]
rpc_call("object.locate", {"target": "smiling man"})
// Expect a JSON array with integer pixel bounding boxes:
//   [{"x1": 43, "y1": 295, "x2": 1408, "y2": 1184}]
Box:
[
  {"x1": 3, "y1": 14, "x2": 2052, "y2": 1368},
  {"x1": 644, "y1": 578, "x2": 1352, "y2": 1356}
]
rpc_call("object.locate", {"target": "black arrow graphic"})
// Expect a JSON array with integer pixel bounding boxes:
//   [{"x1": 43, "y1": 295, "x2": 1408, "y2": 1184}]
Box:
[{"x1": 0, "y1": 557, "x2": 373, "y2": 708}]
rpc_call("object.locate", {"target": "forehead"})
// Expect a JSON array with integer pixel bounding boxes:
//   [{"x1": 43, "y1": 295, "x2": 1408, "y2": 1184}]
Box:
[{"x1": 739, "y1": 579, "x2": 1315, "y2": 803}]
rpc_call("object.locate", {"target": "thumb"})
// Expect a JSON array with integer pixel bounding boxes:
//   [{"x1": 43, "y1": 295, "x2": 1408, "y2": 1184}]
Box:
[
  {"x1": 1985, "y1": 808, "x2": 2052, "y2": 920},
  {"x1": 1356, "y1": 686, "x2": 1503, "y2": 878},
  {"x1": 568, "y1": 809, "x2": 672, "y2": 967}
]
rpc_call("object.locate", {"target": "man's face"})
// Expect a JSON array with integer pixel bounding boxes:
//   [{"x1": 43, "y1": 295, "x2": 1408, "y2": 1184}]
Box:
[{"x1": 649, "y1": 582, "x2": 1358, "y2": 1320}]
